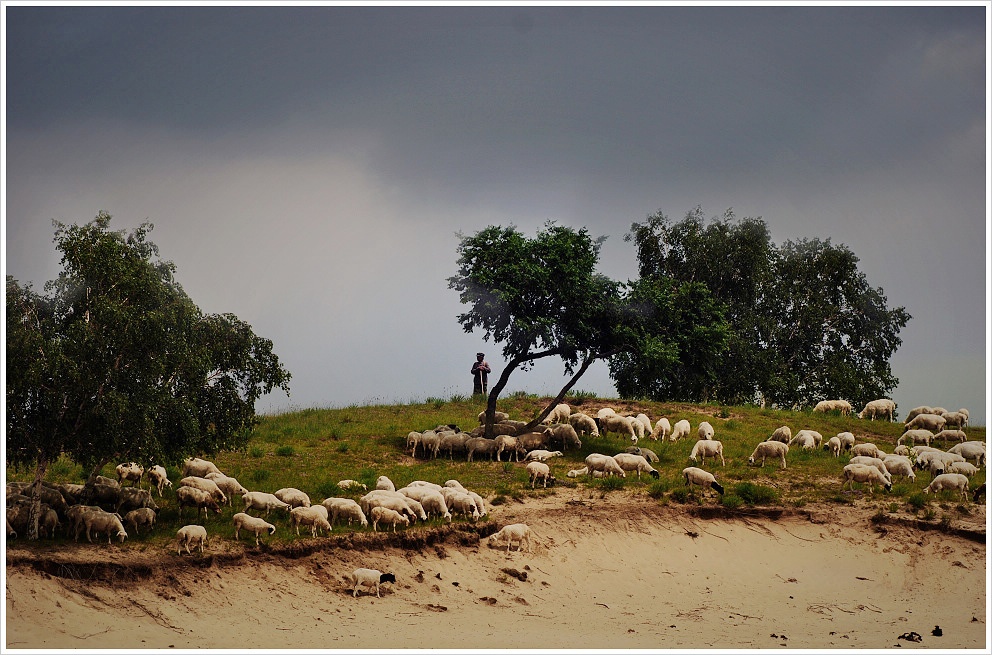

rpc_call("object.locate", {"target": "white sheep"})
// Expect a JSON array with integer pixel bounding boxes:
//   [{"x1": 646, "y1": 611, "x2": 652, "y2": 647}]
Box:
[
  {"x1": 947, "y1": 441, "x2": 986, "y2": 467},
  {"x1": 697, "y1": 421, "x2": 715, "y2": 440},
  {"x1": 567, "y1": 467, "x2": 590, "y2": 478},
  {"x1": 898, "y1": 429, "x2": 934, "y2": 447},
  {"x1": 176, "y1": 485, "x2": 222, "y2": 519},
  {"x1": 596, "y1": 407, "x2": 617, "y2": 419},
  {"x1": 233, "y1": 512, "x2": 276, "y2": 545},
  {"x1": 682, "y1": 467, "x2": 725, "y2": 496},
  {"x1": 488, "y1": 523, "x2": 533, "y2": 553},
  {"x1": 417, "y1": 430, "x2": 442, "y2": 459},
  {"x1": 841, "y1": 463, "x2": 892, "y2": 493},
  {"x1": 144, "y1": 465, "x2": 173, "y2": 497},
  {"x1": 406, "y1": 431, "x2": 422, "y2": 456},
  {"x1": 688, "y1": 440, "x2": 726, "y2": 466},
  {"x1": 934, "y1": 430, "x2": 968, "y2": 444},
  {"x1": 904, "y1": 413, "x2": 947, "y2": 433},
  {"x1": 599, "y1": 414, "x2": 638, "y2": 443},
  {"x1": 940, "y1": 411, "x2": 968, "y2": 430},
  {"x1": 524, "y1": 449, "x2": 564, "y2": 462},
  {"x1": 349, "y1": 568, "x2": 396, "y2": 598},
  {"x1": 568, "y1": 412, "x2": 600, "y2": 437},
  {"x1": 115, "y1": 462, "x2": 144, "y2": 487},
  {"x1": 370, "y1": 505, "x2": 410, "y2": 532},
  {"x1": 814, "y1": 399, "x2": 853, "y2": 415},
  {"x1": 649, "y1": 417, "x2": 671, "y2": 441},
  {"x1": 769, "y1": 426, "x2": 792, "y2": 444},
  {"x1": 905, "y1": 406, "x2": 935, "y2": 422},
  {"x1": 946, "y1": 461, "x2": 979, "y2": 477},
  {"x1": 478, "y1": 410, "x2": 510, "y2": 424},
  {"x1": 290, "y1": 506, "x2": 332, "y2": 537},
  {"x1": 789, "y1": 431, "x2": 818, "y2": 450},
  {"x1": 493, "y1": 435, "x2": 523, "y2": 462},
  {"x1": 669, "y1": 419, "x2": 691, "y2": 442},
  {"x1": 584, "y1": 453, "x2": 626, "y2": 478},
  {"x1": 123, "y1": 508, "x2": 157, "y2": 536},
  {"x1": 241, "y1": 491, "x2": 291, "y2": 517},
  {"x1": 322, "y1": 497, "x2": 369, "y2": 527},
  {"x1": 181, "y1": 457, "x2": 222, "y2": 479},
  {"x1": 337, "y1": 479, "x2": 368, "y2": 492},
  {"x1": 360, "y1": 490, "x2": 419, "y2": 523},
  {"x1": 882, "y1": 455, "x2": 917, "y2": 482},
  {"x1": 204, "y1": 473, "x2": 249, "y2": 506},
  {"x1": 445, "y1": 491, "x2": 481, "y2": 521},
  {"x1": 526, "y1": 461, "x2": 555, "y2": 489},
  {"x1": 748, "y1": 440, "x2": 789, "y2": 469},
  {"x1": 850, "y1": 443, "x2": 882, "y2": 459},
  {"x1": 836, "y1": 432, "x2": 856, "y2": 451},
  {"x1": 545, "y1": 403, "x2": 571, "y2": 424},
  {"x1": 176, "y1": 524, "x2": 207, "y2": 554},
  {"x1": 274, "y1": 487, "x2": 311, "y2": 508},
  {"x1": 848, "y1": 456, "x2": 892, "y2": 482},
  {"x1": 81, "y1": 509, "x2": 128, "y2": 544},
  {"x1": 633, "y1": 413, "x2": 653, "y2": 438},
  {"x1": 416, "y1": 491, "x2": 453, "y2": 522},
  {"x1": 825, "y1": 436, "x2": 842, "y2": 457},
  {"x1": 923, "y1": 473, "x2": 970, "y2": 501},
  {"x1": 177, "y1": 476, "x2": 227, "y2": 505},
  {"x1": 858, "y1": 398, "x2": 896, "y2": 421},
  {"x1": 893, "y1": 444, "x2": 912, "y2": 457},
  {"x1": 613, "y1": 452, "x2": 661, "y2": 479},
  {"x1": 375, "y1": 475, "x2": 396, "y2": 492}
]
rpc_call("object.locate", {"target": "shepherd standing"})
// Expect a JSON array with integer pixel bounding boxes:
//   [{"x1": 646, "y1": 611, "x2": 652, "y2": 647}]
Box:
[{"x1": 471, "y1": 352, "x2": 491, "y2": 396}]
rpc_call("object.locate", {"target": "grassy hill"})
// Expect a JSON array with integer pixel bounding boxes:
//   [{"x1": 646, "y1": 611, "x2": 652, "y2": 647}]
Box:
[{"x1": 6, "y1": 394, "x2": 985, "y2": 547}]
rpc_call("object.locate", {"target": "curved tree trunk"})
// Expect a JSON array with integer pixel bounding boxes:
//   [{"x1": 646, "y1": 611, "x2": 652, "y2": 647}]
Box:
[{"x1": 522, "y1": 355, "x2": 596, "y2": 432}]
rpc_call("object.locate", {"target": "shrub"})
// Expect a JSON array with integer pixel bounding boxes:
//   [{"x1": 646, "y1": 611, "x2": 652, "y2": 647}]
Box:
[
  {"x1": 275, "y1": 445, "x2": 295, "y2": 457},
  {"x1": 251, "y1": 469, "x2": 270, "y2": 483},
  {"x1": 733, "y1": 482, "x2": 779, "y2": 506},
  {"x1": 249, "y1": 446, "x2": 266, "y2": 458},
  {"x1": 669, "y1": 487, "x2": 695, "y2": 504},
  {"x1": 596, "y1": 476, "x2": 626, "y2": 492},
  {"x1": 907, "y1": 492, "x2": 929, "y2": 511},
  {"x1": 720, "y1": 494, "x2": 743, "y2": 510},
  {"x1": 426, "y1": 397, "x2": 445, "y2": 409}
]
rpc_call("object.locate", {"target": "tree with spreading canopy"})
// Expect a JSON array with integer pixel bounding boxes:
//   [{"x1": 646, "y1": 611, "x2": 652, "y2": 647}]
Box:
[
  {"x1": 620, "y1": 206, "x2": 910, "y2": 410},
  {"x1": 6, "y1": 212, "x2": 291, "y2": 539}
]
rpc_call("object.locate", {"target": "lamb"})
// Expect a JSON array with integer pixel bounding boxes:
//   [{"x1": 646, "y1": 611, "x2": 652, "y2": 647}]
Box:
[
  {"x1": 337, "y1": 479, "x2": 368, "y2": 492},
  {"x1": 688, "y1": 439, "x2": 726, "y2": 466},
  {"x1": 349, "y1": 568, "x2": 397, "y2": 598},
  {"x1": 598, "y1": 414, "x2": 638, "y2": 443},
  {"x1": 947, "y1": 441, "x2": 986, "y2": 467},
  {"x1": 649, "y1": 417, "x2": 671, "y2": 441},
  {"x1": 697, "y1": 421, "x2": 715, "y2": 440},
  {"x1": 858, "y1": 398, "x2": 896, "y2": 421},
  {"x1": 881, "y1": 455, "x2": 916, "y2": 482},
  {"x1": 144, "y1": 465, "x2": 173, "y2": 497},
  {"x1": 181, "y1": 457, "x2": 222, "y2": 479},
  {"x1": 176, "y1": 524, "x2": 208, "y2": 555},
  {"x1": 669, "y1": 419, "x2": 691, "y2": 442},
  {"x1": 923, "y1": 473, "x2": 970, "y2": 501},
  {"x1": 115, "y1": 462, "x2": 144, "y2": 486},
  {"x1": 850, "y1": 443, "x2": 882, "y2": 459},
  {"x1": 81, "y1": 509, "x2": 128, "y2": 543},
  {"x1": 466, "y1": 437, "x2": 500, "y2": 462},
  {"x1": 290, "y1": 506, "x2": 332, "y2": 537},
  {"x1": 841, "y1": 464, "x2": 892, "y2": 493},
  {"x1": 613, "y1": 452, "x2": 661, "y2": 479},
  {"x1": 494, "y1": 435, "x2": 526, "y2": 462},
  {"x1": 825, "y1": 436, "x2": 842, "y2": 457},
  {"x1": 123, "y1": 508, "x2": 157, "y2": 536},
  {"x1": 939, "y1": 411, "x2": 968, "y2": 430},
  {"x1": 176, "y1": 485, "x2": 222, "y2": 519},
  {"x1": 946, "y1": 461, "x2": 979, "y2": 477},
  {"x1": 904, "y1": 413, "x2": 947, "y2": 433},
  {"x1": 370, "y1": 505, "x2": 410, "y2": 532},
  {"x1": 322, "y1": 497, "x2": 369, "y2": 528},
  {"x1": 274, "y1": 487, "x2": 311, "y2": 508},
  {"x1": 897, "y1": 429, "x2": 934, "y2": 447},
  {"x1": 682, "y1": 467, "x2": 725, "y2": 496},
  {"x1": 625, "y1": 446, "x2": 660, "y2": 463},
  {"x1": 769, "y1": 426, "x2": 792, "y2": 444},
  {"x1": 375, "y1": 476, "x2": 396, "y2": 492},
  {"x1": 232, "y1": 512, "x2": 276, "y2": 545},
  {"x1": 478, "y1": 410, "x2": 510, "y2": 424},
  {"x1": 524, "y1": 449, "x2": 564, "y2": 462},
  {"x1": 933, "y1": 430, "x2": 968, "y2": 444},
  {"x1": 568, "y1": 412, "x2": 600, "y2": 437},
  {"x1": 545, "y1": 403, "x2": 571, "y2": 424},
  {"x1": 543, "y1": 423, "x2": 582, "y2": 450},
  {"x1": 488, "y1": 523, "x2": 533, "y2": 553},
  {"x1": 526, "y1": 461, "x2": 555, "y2": 489},
  {"x1": 241, "y1": 491, "x2": 291, "y2": 517},
  {"x1": 584, "y1": 453, "x2": 626, "y2": 478},
  {"x1": 178, "y1": 476, "x2": 227, "y2": 505},
  {"x1": 748, "y1": 441, "x2": 789, "y2": 469}
]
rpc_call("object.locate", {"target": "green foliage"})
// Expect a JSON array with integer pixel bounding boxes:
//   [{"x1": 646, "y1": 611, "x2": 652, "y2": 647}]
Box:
[
  {"x1": 720, "y1": 494, "x2": 744, "y2": 510},
  {"x1": 669, "y1": 487, "x2": 696, "y2": 504},
  {"x1": 595, "y1": 476, "x2": 626, "y2": 492},
  {"x1": 249, "y1": 446, "x2": 266, "y2": 458},
  {"x1": 275, "y1": 445, "x2": 296, "y2": 457},
  {"x1": 732, "y1": 482, "x2": 780, "y2": 506},
  {"x1": 908, "y1": 492, "x2": 929, "y2": 510}
]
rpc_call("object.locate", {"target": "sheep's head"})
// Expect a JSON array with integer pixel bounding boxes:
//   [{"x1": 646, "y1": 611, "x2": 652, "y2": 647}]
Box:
[
  {"x1": 267, "y1": 524, "x2": 276, "y2": 535},
  {"x1": 649, "y1": 470, "x2": 660, "y2": 479}
]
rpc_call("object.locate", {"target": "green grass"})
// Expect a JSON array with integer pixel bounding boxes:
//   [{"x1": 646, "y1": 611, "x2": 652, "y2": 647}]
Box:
[{"x1": 6, "y1": 395, "x2": 985, "y2": 548}]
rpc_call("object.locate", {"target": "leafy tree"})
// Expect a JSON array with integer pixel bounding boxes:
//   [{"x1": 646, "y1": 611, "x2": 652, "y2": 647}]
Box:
[
  {"x1": 6, "y1": 212, "x2": 291, "y2": 538},
  {"x1": 623, "y1": 207, "x2": 910, "y2": 409},
  {"x1": 448, "y1": 222, "x2": 667, "y2": 435}
]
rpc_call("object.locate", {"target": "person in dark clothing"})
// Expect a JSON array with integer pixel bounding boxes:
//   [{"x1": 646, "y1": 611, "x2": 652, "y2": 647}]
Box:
[{"x1": 471, "y1": 352, "x2": 491, "y2": 396}]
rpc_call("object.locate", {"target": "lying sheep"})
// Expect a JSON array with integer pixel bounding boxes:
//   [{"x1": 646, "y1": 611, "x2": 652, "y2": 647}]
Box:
[
  {"x1": 274, "y1": 487, "x2": 311, "y2": 508},
  {"x1": 241, "y1": 491, "x2": 291, "y2": 518},
  {"x1": 526, "y1": 461, "x2": 555, "y2": 489},
  {"x1": 613, "y1": 453, "x2": 661, "y2": 479},
  {"x1": 349, "y1": 568, "x2": 396, "y2": 598},
  {"x1": 232, "y1": 512, "x2": 276, "y2": 545},
  {"x1": 584, "y1": 453, "x2": 626, "y2": 478},
  {"x1": 115, "y1": 462, "x2": 144, "y2": 487},
  {"x1": 568, "y1": 412, "x2": 600, "y2": 437},
  {"x1": 337, "y1": 479, "x2": 368, "y2": 492},
  {"x1": 488, "y1": 523, "x2": 533, "y2": 553},
  {"x1": 682, "y1": 467, "x2": 725, "y2": 496},
  {"x1": 697, "y1": 421, "x2": 715, "y2": 440},
  {"x1": 524, "y1": 449, "x2": 564, "y2": 462},
  {"x1": 649, "y1": 417, "x2": 671, "y2": 441},
  {"x1": 124, "y1": 508, "x2": 157, "y2": 536},
  {"x1": 669, "y1": 419, "x2": 691, "y2": 443},
  {"x1": 858, "y1": 398, "x2": 895, "y2": 421},
  {"x1": 769, "y1": 426, "x2": 792, "y2": 444},
  {"x1": 144, "y1": 465, "x2": 172, "y2": 496},
  {"x1": 748, "y1": 441, "x2": 789, "y2": 469},
  {"x1": 176, "y1": 525, "x2": 208, "y2": 555},
  {"x1": 842, "y1": 464, "x2": 892, "y2": 493},
  {"x1": 370, "y1": 506, "x2": 409, "y2": 532},
  {"x1": 947, "y1": 441, "x2": 986, "y2": 467},
  {"x1": 291, "y1": 506, "x2": 332, "y2": 537},
  {"x1": 923, "y1": 473, "x2": 970, "y2": 501},
  {"x1": 689, "y1": 439, "x2": 726, "y2": 466},
  {"x1": 322, "y1": 497, "x2": 369, "y2": 527}
]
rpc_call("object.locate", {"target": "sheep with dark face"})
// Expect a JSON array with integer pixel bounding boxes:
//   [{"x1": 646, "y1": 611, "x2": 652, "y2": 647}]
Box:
[
  {"x1": 682, "y1": 467, "x2": 724, "y2": 496},
  {"x1": 526, "y1": 461, "x2": 556, "y2": 489},
  {"x1": 232, "y1": 512, "x2": 276, "y2": 545},
  {"x1": 613, "y1": 453, "x2": 661, "y2": 479},
  {"x1": 349, "y1": 568, "x2": 396, "y2": 598}
]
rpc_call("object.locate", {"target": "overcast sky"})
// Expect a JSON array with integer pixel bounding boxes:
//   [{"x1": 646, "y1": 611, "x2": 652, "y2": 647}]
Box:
[{"x1": 4, "y1": 3, "x2": 989, "y2": 424}]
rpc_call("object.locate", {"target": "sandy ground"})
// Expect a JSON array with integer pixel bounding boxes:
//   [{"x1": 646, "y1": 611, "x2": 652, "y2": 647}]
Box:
[{"x1": 3, "y1": 490, "x2": 989, "y2": 651}]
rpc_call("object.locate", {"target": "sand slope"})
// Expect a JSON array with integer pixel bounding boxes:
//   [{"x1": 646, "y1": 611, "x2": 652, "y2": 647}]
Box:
[{"x1": 4, "y1": 491, "x2": 988, "y2": 650}]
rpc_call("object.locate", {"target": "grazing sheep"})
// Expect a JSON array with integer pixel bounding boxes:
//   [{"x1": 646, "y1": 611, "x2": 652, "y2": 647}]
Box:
[
  {"x1": 115, "y1": 487, "x2": 160, "y2": 515},
  {"x1": 406, "y1": 431, "x2": 422, "y2": 456},
  {"x1": 598, "y1": 414, "x2": 638, "y2": 443},
  {"x1": 545, "y1": 403, "x2": 571, "y2": 424},
  {"x1": 115, "y1": 462, "x2": 144, "y2": 487},
  {"x1": 940, "y1": 411, "x2": 968, "y2": 430},
  {"x1": 445, "y1": 491, "x2": 481, "y2": 521},
  {"x1": 893, "y1": 444, "x2": 912, "y2": 457},
  {"x1": 274, "y1": 487, "x2": 311, "y2": 508},
  {"x1": 176, "y1": 525, "x2": 208, "y2": 555},
  {"x1": 543, "y1": 423, "x2": 582, "y2": 450},
  {"x1": 514, "y1": 431, "x2": 550, "y2": 452},
  {"x1": 81, "y1": 509, "x2": 128, "y2": 544},
  {"x1": 232, "y1": 512, "x2": 276, "y2": 545},
  {"x1": 934, "y1": 430, "x2": 968, "y2": 444},
  {"x1": 569, "y1": 412, "x2": 600, "y2": 437},
  {"x1": 64, "y1": 505, "x2": 104, "y2": 541},
  {"x1": 625, "y1": 446, "x2": 660, "y2": 463},
  {"x1": 478, "y1": 410, "x2": 510, "y2": 424},
  {"x1": 849, "y1": 456, "x2": 892, "y2": 482},
  {"x1": 494, "y1": 435, "x2": 526, "y2": 462},
  {"x1": 881, "y1": 455, "x2": 916, "y2": 482},
  {"x1": 144, "y1": 465, "x2": 172, "y2": 497},
  {"x1": 123, "y1": 508, "x2": 157, "y2": 536},
  {"x1": 825, "y1": 436, "x2": 842, "y2": 457},
  {"x1": 596, "y1": 407, "x2": 617, "y2": 419},
  {"x1": 923, "y1": 473, "x2": 970, "y2": 501},
  {"x1": 898, "y1": 429, "x2": 934, "y2": 447},
  {"x1": 359, "y1": 491, "x2": 419, "y2": 523},
  {"x1": 526, "y1": 461, "x2": 555, "y2": 489},
  {"x1": 584, "y1": 453, "x2": 626, "y2": 478},
  {"x1": 905, "y1": 406, "x2": 935, "y2": 422},
  {"x1": 466, "y1": 437, "x2": 500, "y2": 462},
  {"x1": 322, "y1": 497, "x2": 369, "y2": 528},
  {"x1": 689, "y1": 439, "x2": 726, "y2": 466},
  {"x1": 375, "y1": 476, "x2": 396, "y2": 492},
  {"x1": 858, "y1": 398, "x2": 896, "y2": 421},
  {"x1": 946, "y1": 461, "x2": 979, "y2": 477},
  {"x1": 682, "y1": 467, "x2": 725, "y2": 496},
  {"x1": 947, "y1": 441, "x2": 986, "y2": 467},
  {"x1": 201, "y1": 473, "x2": 249, "y2": 506},
  {"x1": 814, "y1": 399, "x2": 853, "y2": 415},
  {"x1": 697, "y1": 421, "x2": 715, "y2": 440},
  {"x1": 241, "y1": 491, "x2": 291, "y2": 518},
  {"x1": 904, "y1": 413, "x2": 947, "y2": 433},
  {"x1": 349, "y1": 568, "x2": 396, "y2": 598},
  {"x1": 176, "y1": 486, "x2": 222, "y2": 519},
  {"x1": 649, "y1": 417, "x2": 671, "y2": 441},
  {"x1": 417, "y1": 430, "x2": 442, "y2": 460},
  {"x1": 769, "y1": 426, "x2": 792, "y2": 444},
  {"x1": 337, "y1": 479, "x2": 368, "y2": 492},
  {"x1": 850, "y1": 443, "x2": 882, "y2": 459},
  {"x1": 669, "y1": 419, "x2": 691, "y2": 443},
  {"x1": 488, "y1": 523, "x2": 533, "y2": 553},
  {"x1": 842, "y1": 464, "x2": 892, "y2": 493},
  {"x1": 181, "y1": 457, "x2": 222, "y2": 479},
  {"x1": 524, "y1": 449, "x2": 564, "y2": 462},
  {"x1": 836, "y1": 432, "x2": 856, "y2": 451},
  {"x1": 438, "y1": 431, "x2": 471, "y2": 459},
  {"x1": 370, "y1": 505, "x2": 409, "y2": 532},
  {"x1": 290, "y1": 506, "x2": 332, "y2": 537},
  {"x1": 411, "y1": 490, "x2": 452, "y2": 522},
  {"x1": 178, "y1": 476, "x2": 227, "y2": 506},
  {"x1": 613, "y1": 453, "x2": 661, "y2": 479},
  {"x1": 748, "y1": 441, "x2": 789, "y2": 469}
]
